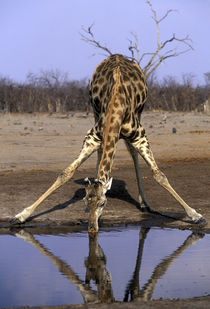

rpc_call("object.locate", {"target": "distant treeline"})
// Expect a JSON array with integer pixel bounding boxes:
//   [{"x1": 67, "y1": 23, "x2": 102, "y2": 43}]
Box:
[{"x1": 0, "y1": 70, "x2": 209, "y2": 113}]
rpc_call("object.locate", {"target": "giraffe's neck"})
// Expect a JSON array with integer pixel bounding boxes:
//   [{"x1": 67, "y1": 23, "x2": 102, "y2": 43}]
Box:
[{"x1": 97, "y1": 68, "x2": 124, "y2": 184}]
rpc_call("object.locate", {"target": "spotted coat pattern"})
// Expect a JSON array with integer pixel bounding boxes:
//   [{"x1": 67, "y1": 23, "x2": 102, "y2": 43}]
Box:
[
  {"x1": 11, "y1": 54, "x2": 204, "y2": 230},
  {"x1": 89, "y1": 54, "x2": 150, "y2": 183}
]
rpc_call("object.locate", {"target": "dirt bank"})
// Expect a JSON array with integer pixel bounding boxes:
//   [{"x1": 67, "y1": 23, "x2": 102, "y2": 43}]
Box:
[
  {"x1": 0, "y1": 161, "x2": 209, "y2": 233},
  {"x1": 3, "y1": 296, "x2": 210, "y2": 309}
]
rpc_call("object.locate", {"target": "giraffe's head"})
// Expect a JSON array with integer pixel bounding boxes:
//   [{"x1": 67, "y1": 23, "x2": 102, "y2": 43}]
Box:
[{"x1": 84, "y1": 178, "x2": 112, "y2": 233}]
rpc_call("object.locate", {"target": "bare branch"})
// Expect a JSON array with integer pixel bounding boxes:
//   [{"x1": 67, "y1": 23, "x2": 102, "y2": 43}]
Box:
[
  {"x1": 143, "y1": 33, "x2": 193, "y2": 77},
  {"x1": 146, "y1": 0, "x2": 176, "y2": 48},
  {"x1": 80, "y1": 1, "x2": 194, "y2": 79},
  {"x1": 128, "y1": 39, "x2": 135, "y2": 62},
  {"x1": 140, "y1": 52, "x2": 155, "y2": 63},
  {"x1": 127, "y1": 31, "x2": 140, "y2": 63},
  {"x1": 145, "y1": 47, "x2": 192, "y2": 78},
  {"x1": 80, "y1": 24, "x2": 112, "y2": 56},
  {"x1": 142, "y1": 0, "x2": 193, "y2": 78},
  {"x1": 160, "y1": 34, "x2": 193, "y2": 51},
  {"x1": 158, "y1": 9, "x2": 176, "y2": 23}
]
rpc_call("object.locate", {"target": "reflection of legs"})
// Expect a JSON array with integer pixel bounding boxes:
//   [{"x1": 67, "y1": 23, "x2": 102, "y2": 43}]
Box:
[
  {"x1": 11, "y1": 128, "x2": 101, "y2": 224},
  {"x1": 15, "y1": 230, "x2": 99, "y2": 304},
  {"x1": 125, "y1": 141, "x2": 150, "y2": 211},
  {"x1": 125, "y1": 228, "x2": 204, "y2": 302},
  {"x1": 138, "y1": 231, "x2": 204, "y2": 301},
  {"x1": 124, "y1": 227, "x2": 150, "y2": 302},
  {"x1": 130, "y1": 126, "x2": 204, "y2": 223}
]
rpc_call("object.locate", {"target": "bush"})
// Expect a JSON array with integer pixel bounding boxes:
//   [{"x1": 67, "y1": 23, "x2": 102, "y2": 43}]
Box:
[
  {"x1": 146, "y1": 74, "x2": 207, "y2": 111},
  {"x1": 0, "y1": 70, "x2": 89, "y2": 113},
  {"x1": 0, "y1": 70, "x2": 207, "y2": 113}
]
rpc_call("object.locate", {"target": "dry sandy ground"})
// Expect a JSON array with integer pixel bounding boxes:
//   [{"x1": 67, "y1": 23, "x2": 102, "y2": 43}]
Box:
[
  {"x1": 0, "y1": 111, "x2": 210, "y2": 308},
  {"x1": 0, "y1": 111, "x2": 209, "y2": 172}
]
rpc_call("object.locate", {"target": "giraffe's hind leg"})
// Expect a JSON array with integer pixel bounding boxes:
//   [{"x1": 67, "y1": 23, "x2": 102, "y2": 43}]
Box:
[
  {"x1": 129, "y1": 126, "x2": 205, "y2": 224},
  {"x1": 10, "y1": 127, "x2": 101, "y2": 225},
  {"x1": 125, "y1": 140, "x2": 150, "y2": 211}
]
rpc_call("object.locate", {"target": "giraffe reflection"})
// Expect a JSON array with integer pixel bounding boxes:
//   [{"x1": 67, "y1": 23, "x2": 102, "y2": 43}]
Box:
[
  {"x1": 15, "y1": 228, "x2": 204, "y2": 303},
  {"x1": 85, "y1": 233, "x2": 114, "y2": 303},
  {"x1": 124, "y1": 228, "x2": 204, "y2": 301},
  {"x1": 15, "y1": 230, "x2": 114, "y2": 304}
]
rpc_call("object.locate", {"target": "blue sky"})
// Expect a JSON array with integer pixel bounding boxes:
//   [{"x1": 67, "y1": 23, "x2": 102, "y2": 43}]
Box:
[{"x1": 0, "y1": 0, "x2": 210, "y2": 85}]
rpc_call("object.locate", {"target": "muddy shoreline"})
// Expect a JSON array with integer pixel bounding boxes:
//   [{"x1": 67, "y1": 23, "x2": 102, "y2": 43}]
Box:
[
  {"x1": 2, "y1": 296, "x2": 210, "y2": 309},
  {"x1": 0, "y1": 161, "x2": 210, "y2": 233}
]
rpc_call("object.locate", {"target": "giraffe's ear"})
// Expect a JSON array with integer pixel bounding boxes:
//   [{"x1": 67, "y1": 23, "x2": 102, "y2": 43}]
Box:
[
  {"x1": 84, "y1": 177, "x2": 91, "y2": 186},
  {"x1": 106, "y1": 178, "x2": 113, "y2": 191}
]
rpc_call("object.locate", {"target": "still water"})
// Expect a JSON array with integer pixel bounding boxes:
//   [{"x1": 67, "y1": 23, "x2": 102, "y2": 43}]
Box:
[{"x1": 0, "y1": 226, "x2": 209, "y2": 307}]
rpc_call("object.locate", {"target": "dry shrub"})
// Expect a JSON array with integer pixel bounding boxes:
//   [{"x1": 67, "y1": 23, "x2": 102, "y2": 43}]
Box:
[{"x1": 0, "y1": 71, "x2": 207, "y2": 113}]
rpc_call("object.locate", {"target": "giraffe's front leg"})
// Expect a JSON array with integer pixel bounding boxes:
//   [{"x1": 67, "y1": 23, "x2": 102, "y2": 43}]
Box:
[
  {"x1": 10, "y1": 128, "x2": 101, "y2": 225},
  {"x1": 130, "y1": 127, "x2": 206, "y2": 224},
  {"x1": 95, "y1": 148, "x2": 102, "y2": 179}
]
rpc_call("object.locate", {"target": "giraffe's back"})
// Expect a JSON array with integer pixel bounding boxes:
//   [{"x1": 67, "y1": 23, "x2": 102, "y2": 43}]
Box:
[{"x1": 89, "y1": 54, "x2": 148, "y2": 124}]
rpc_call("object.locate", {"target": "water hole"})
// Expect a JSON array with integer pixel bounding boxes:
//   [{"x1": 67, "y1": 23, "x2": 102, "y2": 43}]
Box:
[{"x1": 0, "y1": 226, "x2": 210, "y2": 307}]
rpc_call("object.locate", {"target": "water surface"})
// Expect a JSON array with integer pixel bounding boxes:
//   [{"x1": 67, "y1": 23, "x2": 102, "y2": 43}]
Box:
[{"x1": 0, "y1": 226, "x2": 209, "y2": 307}]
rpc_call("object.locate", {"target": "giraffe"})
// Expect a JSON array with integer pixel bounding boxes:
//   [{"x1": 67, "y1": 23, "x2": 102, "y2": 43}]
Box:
[{"x1": 11, "y1": 54, "x2": 205, "y2": 232}]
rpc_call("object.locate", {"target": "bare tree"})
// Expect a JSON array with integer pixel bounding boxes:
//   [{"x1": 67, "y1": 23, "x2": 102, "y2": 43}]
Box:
[
  {"x1": 204, "y1": 72, "x2": 210, "y2": 86},
  {"x1": 26, "y1": 69, "x2": 69, "y2": 88},
  {"x1": 80, "y1": 0, "x2": 193, "y2": 79},
  {"x1": 80, "y1": 23, "x2": 112, "y2": 58}
]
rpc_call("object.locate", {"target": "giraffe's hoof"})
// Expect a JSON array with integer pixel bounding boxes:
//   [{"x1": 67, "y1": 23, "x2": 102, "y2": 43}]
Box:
[
  {"x1": 140, "y1": 205, "x2": 151, "y2": 213},
  {"x1": 190, "y1": 232, "x2": 205, "y2": 242},
  {"x1": 10, "y1": 217, "x2": 24, "y2": 226},
  {"x1": 193, "y1": 216, "x2": 207, "y2": 226}
]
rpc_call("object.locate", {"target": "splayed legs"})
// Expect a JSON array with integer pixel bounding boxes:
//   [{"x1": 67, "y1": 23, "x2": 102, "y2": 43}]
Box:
[
  {"x1": 11, "y1": 128, "x2": 101, "y2": 224},
  {"x1": 130, "y1": 126, "x2": 205, "y2": 224}
]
